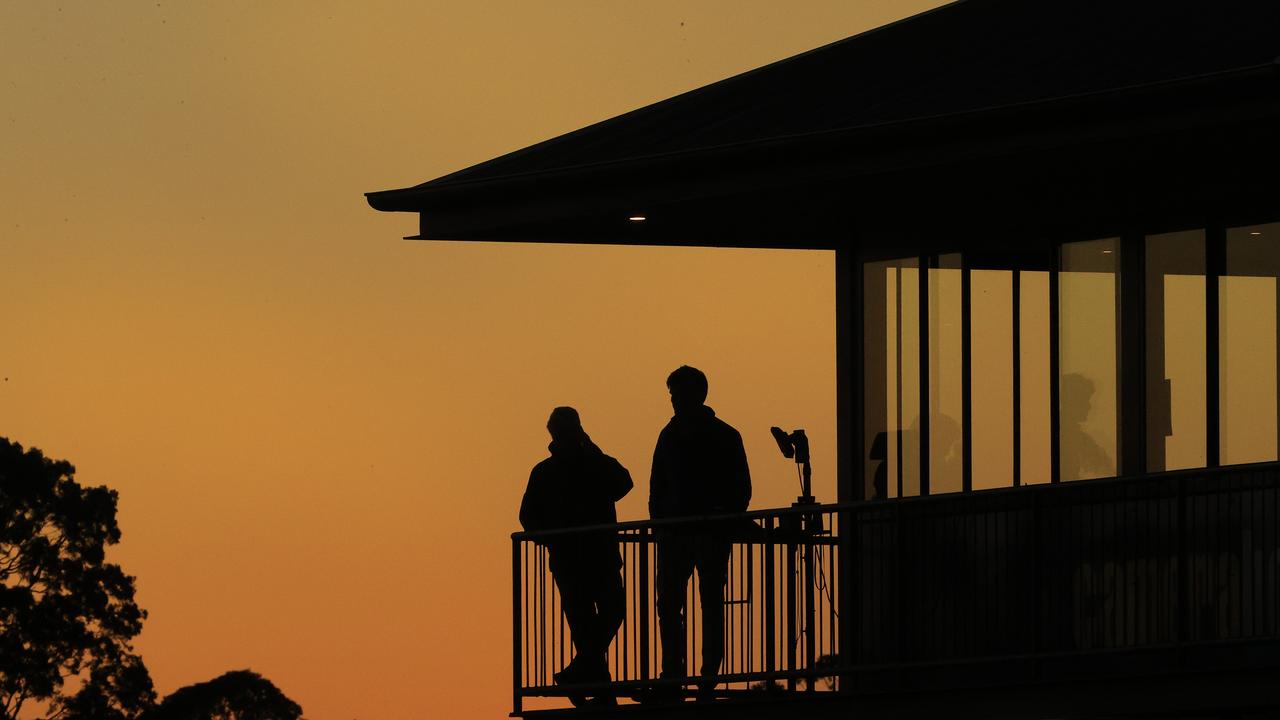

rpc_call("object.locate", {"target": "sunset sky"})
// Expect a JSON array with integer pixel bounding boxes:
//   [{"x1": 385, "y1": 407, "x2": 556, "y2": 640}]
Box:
[{"x1": 2, "y1": 3, "x2": 945, "y2": 717}]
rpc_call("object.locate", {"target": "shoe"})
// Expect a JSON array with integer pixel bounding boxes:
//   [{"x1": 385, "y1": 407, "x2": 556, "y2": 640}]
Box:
[
  {"x1": 695, "y1": 686, "x2": 717, "y2": 703},
  {"x1": 553, "y1": 658, "x2": 582, "y2": 686},
  {"x1": 554, "y1": 659, "x2": 589, "y2": 708},
  {"x1": 586, "y1": 695, "x2": 617, "y2": 707}
]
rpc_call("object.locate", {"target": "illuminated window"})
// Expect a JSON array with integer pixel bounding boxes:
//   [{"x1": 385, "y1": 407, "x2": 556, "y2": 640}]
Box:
[
  {"x1": 864, "y1": 258, "x2": 921, "y2": 499},
  {"x1": 971, "y1": 269, "x2": 1014, "y2": 489},
  {"x1": 1059, "y1": 239, "x2": 1119, "y2": 481},
  {"x1": 1221, "y1": 223, "x2": 1280, "y2": 464},
  {"x1": 1019, "y1": 271, "x2": 1052, "y2": 484},
  {"x1": 929, "y1": 255, "x2": 963, "y2": 494}
]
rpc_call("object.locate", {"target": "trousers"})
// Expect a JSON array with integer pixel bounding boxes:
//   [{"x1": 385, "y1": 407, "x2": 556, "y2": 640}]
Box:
[
  {"x1": 552, "y1": 556, "x2": 625, "y2": 674},
  {"x1": 655, "y1": 530, "x2": 732, "y2": 684}
]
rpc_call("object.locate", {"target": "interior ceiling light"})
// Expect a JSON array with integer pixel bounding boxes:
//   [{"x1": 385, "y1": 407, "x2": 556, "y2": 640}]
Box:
[{"x1": 628, "y1": 215, "x2": 647, "y2": 222}]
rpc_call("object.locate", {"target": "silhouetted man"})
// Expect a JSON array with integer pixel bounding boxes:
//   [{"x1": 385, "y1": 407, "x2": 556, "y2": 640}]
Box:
[
  {"x1": 520, "y1": 407, "x2": 632, "y2": 706},
  {"x1": 650, "y1": 366, "x2": 751, "y2": 700}
]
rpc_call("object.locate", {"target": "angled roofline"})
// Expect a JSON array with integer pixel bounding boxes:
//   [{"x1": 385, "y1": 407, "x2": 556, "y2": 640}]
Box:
[
  {"x1": 369, "y1": 0, "x2": 970, "y2": 204},
  {"x1": 366, "y1": 60, "x2": 1280, "y2": 218}
]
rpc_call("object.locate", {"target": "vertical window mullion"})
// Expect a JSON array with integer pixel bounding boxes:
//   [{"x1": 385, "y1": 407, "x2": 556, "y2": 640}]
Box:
[
  {"x1": 1013, "y1": 270, "x2": 1022, "y2": 487},
  {"x1": 919, "y1": 254, "x2": 932, "y2": 496},
  {"x1": 1207, "y1": 225, "x2": 1223, "y2": 468},
  {"x1": 1119, "y1": 233, "x2": 1145, "y2": 477},
  {"x1": 895, "y1": 267, "x2": 904, "y2": 499},
  {"x1": 962, "y1": 260, "x2": 973, "y2": 493}
]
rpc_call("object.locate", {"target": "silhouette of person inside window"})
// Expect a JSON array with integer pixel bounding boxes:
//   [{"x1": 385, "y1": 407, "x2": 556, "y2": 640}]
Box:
[
  {"x1": 1060, "y1": 372, "x2": 1112, "y2": 481},
  {"x1": 649, "y1": 366, "x2": 751, "y2": 701},
  {"x1": 520, "y1": 407, "x2": 632, "y2": 707}
]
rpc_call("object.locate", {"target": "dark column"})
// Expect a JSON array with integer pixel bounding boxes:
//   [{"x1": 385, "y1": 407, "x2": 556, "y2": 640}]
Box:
[
  {"x1": 1119, "y1": 233, "x2": 1146, "y2": 477},
  {"x1": 1013, "y1": 271, "x2": 1022, "y2": 486},
  {"x1": 919, "y1": 255, "x2": 932, "y2": 496},
  {"x1": 837, "y1": 244, "x2": 858, "y2": 694},
  {"x1": 1207, "y1": 225, "x2": 1224, "y2": 468},
  {"x1": 961, "y1": 261, "x2": 972, "y2": 492},
  {"x1": 838, "y1": 244, "x2": 860, "y2": 503}
]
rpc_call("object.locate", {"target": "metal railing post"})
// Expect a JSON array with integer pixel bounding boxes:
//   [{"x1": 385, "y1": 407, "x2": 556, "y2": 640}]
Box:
[
  {"x1": 512, "y1": 537, "x2": 523, "y2": 715},
  {"x1": 639, "y1": 527, "x2": 651, "y2": 681},
  {"x1": 787, "y1": 534, "x2": 798, "y2": 690},
  {"x1": 765, "y1": 517, "x2": 776, "y2": 676},
  {"x1": 805, "y1": 535, "x2": 817, "y2": 691}
]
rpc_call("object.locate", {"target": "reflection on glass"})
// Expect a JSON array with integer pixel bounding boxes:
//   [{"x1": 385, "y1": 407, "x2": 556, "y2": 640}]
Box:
[
  {"x1": 1060, "y1": 239, "x2": 1118, "y2": 481},
  {"x1": 1145, "y1": 230, "x2": 1206, "y2": 471},
  {"x1": 864, "y1": 259, "x2": 921, "y2": 499},
  {"x1": 971, "y1": 270, "x2": 1013, "y2": 489},
  {"x1": 1020, "y1": 272, "x2": 1051, "y2": 484},
  {"x1": 929, "y1": 257, "x2": 963, "y2": 494},
  {"x1": 1222, "y1": 223, "x2": 1280, "y2": 464}
]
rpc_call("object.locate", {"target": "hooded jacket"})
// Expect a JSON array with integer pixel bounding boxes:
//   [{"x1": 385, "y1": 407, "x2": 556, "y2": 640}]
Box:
[{"x1": 520, "y1": 438, "x2": 632, "y2": 569}]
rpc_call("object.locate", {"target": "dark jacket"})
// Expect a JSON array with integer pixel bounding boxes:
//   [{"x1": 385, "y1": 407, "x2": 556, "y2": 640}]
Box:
[
  {"x1": 649, "y1": 405, "x2": 751, "y2": 520},
  {"x1": 520, "y1": 439, "x2": 633, "y2": 568}
]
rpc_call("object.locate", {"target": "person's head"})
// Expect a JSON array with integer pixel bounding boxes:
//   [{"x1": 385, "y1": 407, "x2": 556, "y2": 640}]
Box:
[
  {"x1": 546, "y1": 406, "x2": 584, "y2": 444},
  {"x1": 1060, "y1": 373, "x2": 1096, "y2": 424},
  {"x1": 666, "y1": 365, "x2": 708, "y2": 415}
]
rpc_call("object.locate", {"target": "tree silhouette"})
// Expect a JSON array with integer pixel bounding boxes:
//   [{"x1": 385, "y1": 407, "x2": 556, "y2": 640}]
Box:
[
  {"x1": 146, "y1": 670, "x2": 302, "y2": 720},
  {"x1": 0, "y1": 437, "x2": 155, "y2": 720}
]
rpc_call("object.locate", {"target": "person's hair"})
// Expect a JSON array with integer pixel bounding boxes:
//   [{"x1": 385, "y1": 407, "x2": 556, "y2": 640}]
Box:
[
  {"x1": 547, "y1": 406, "x2": 582, "y2": 432},
  {"x1": 666, "y1": 365, "x2": 708, "y2": 404}
]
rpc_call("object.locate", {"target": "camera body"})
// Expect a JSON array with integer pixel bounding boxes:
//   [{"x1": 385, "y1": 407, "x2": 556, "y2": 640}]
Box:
[
  {"x1": 770, "y1": 426, "x2": 810, "y2": 465},
  {"x1": 771, "y1": 426, "x2": 814, "y2": 504}
]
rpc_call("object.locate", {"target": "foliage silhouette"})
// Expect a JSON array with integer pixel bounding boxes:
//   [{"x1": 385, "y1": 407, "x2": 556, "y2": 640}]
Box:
[
  {"x1": 0, "y1": 437, "x2": 155, "y2": 720},
  {"x1": 146, "y1": 670, "x2": 302, "y2": 720}
]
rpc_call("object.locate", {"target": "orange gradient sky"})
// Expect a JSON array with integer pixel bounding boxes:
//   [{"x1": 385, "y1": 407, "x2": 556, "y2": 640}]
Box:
[{"x1": 2, "y1": 2, "x2": 945, "y2": 718}]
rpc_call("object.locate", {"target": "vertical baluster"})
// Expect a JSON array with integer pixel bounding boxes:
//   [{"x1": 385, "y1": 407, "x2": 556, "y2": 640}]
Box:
[
  {"x1": 513, "y1": 539, "x2": 523, "y2": 715},
  {"x1": 639, "y1": 527, "x2": 650, "y2": 681},
  {"x1": 748, "y1": 534, "x2": 756, "y2": 676},
  {"x1": 830, "y1": 515, "x2": 837, "y2": 681},
  {"x1": 765, "y1": 516, "x2": 776, "y2": 680},
  {"x1": 787, "y1": 524, "x2": 797, "y2": 690}
]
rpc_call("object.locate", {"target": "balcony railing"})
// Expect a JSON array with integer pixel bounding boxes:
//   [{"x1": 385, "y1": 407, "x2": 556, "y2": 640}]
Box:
[
  {"x1": 510, "y1": 463, "x2": 1280, "y2": 713},
  {"x1": 512, "y1": 503, "x2": 840, "y2": 713}
]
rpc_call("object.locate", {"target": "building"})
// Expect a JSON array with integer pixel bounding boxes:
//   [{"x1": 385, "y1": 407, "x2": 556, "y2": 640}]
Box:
[{"x1": 366, "y1": 1, "x2": 1280, "y2": 717}]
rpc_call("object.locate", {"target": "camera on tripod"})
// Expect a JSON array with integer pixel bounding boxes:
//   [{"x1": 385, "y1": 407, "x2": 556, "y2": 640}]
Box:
[
  {"x1": 770, "y1": 426, "x2": 821, "y2": 536},
  {"x1": 770, "y1": 426, "x2": 814, "y2": 505}
]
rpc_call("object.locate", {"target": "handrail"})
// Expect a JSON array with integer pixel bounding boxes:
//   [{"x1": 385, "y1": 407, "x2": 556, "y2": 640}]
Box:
[{"x1": 512, "y1": 501, "x2": 842, "y2": 540}]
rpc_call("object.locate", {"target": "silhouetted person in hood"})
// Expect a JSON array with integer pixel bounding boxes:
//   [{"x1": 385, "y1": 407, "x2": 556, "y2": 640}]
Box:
[
  {"x1": 650, "y1": 366, "x2": 751, "y2": 701},
  {"x1": 520, "y1": 406, "x2": 632, "y2": 706}
]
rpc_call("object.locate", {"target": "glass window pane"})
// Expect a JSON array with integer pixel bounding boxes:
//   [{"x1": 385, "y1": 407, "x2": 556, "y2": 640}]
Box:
[
  {"x1": 864, "y1": 259, "x2": 921, "y2": 499},
  {"x1": 1020, "y1": 271, "x2": 1052, "y2": 484},
  {"x1": 1060, "y1": 239, "x2": 1119, "y2": 481},
  {"x1": 1221, "y1": 223, "x2": 1280, "y2": 465},
  {"x1": 971, "y1": 270, "x2": 1013, "y2": 489},
  {"x1": 929, "y1": 258, "x2": 963, "y2": 494},
  {"x1": 899, "y1": 266, "x2": 922, "y2": 497},
  {"x1": 1146, "y1": 230, "x2": 1206, "y2": 471}
]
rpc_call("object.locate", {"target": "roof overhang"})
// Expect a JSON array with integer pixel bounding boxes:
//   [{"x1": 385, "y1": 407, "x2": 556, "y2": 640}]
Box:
[{"x1": 367, "y1": 63, "x2": 1280, "y2": 247}]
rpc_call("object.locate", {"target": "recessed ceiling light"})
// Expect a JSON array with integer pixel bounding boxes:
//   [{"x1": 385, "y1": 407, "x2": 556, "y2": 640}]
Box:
[
  {"x1": 1250, "y1": 231, "x2": 1262, "y2": 236},
  {"x1": 628, "y1": 215, "x2": 647, "y2": 222}
]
